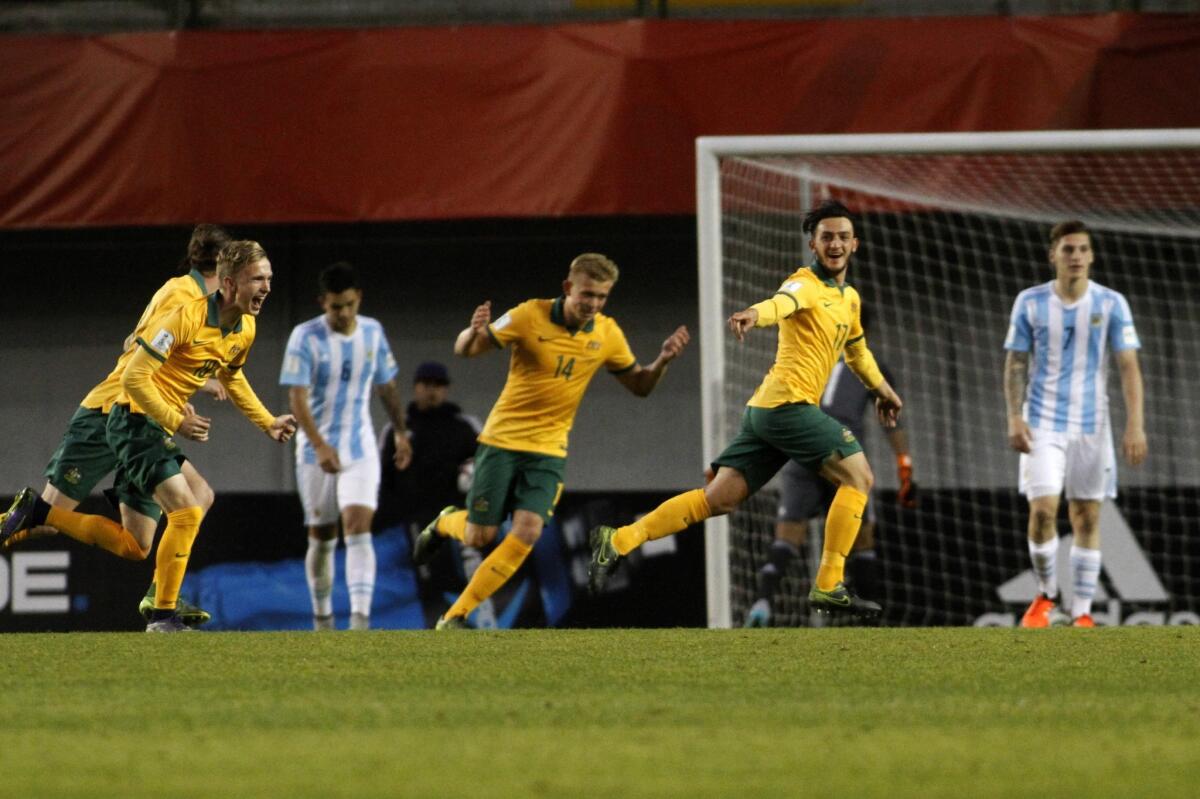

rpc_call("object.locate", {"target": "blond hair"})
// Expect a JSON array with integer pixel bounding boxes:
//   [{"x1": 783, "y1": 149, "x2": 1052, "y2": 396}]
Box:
[
  {"x1": 217, "y1": 240, "x2": 267, "y2": 281},
  {"x1": 568, "y1": 253, "x2": 619, "y2": 284}
]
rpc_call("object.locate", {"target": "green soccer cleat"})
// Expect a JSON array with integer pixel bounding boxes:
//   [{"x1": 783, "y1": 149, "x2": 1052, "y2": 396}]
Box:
[
  {"x1": 587, "y1": 525, "x2": 621, "y2": 595},
  {"x1": 808, "y1": 581, "x2": 882, "y2": 617},
  {"x1": 0, "y1": 488, "x2": 39, "y2": 548},
  {"x1": 139, "y1": 583, "x2": 212, "y2": 628},
  {"x1": 435, "y1": 614, "x2": 468, "y2": 630},
  {"x1": 412, "y1": 505, "x2": 460, "y2": 567}
]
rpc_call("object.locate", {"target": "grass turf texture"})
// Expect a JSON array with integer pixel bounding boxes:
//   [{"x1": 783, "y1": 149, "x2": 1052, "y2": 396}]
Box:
[{"x1": 1, "y1": 628, "x2": 1197, "y2": 799}]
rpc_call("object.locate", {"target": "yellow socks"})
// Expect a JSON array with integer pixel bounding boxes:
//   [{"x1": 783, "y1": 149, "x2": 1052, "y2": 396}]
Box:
[
  {"x1": 154, "y1": 506, "x2": 204, "y2": 611},
  {"x1": 444, "y1": 535, "x2": 532, "y2": 620},
  {"x1": 45, "y1": 506, "x2": 150, "y2": 561},
  {"x1": 816, "y1": 486, "x2": 868, "y2": 590},
  {"x1": 612, "y1": 488, "x2": 711, "y2": 556},
  {"x1": 436, "y1": 510, "x2": 469, "y2": 542}
]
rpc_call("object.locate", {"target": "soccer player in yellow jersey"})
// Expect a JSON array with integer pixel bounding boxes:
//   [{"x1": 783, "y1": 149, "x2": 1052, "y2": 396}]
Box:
[
  {"x1": 588, "y1": 200, "x2": 903, "y2": 617},
  {"x1": 410, "y1": 252, "x2": 690, "y2": 629},
  {"x1": 2, "y1": 241, "x2": 298, "y2": 632},
  {"x1": 1, "y1": 224, "x2": 231, "y2": 625}
]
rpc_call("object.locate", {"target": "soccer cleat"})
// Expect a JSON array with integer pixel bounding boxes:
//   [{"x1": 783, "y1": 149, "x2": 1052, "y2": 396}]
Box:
[
  {"x1": 587, "y1": 525, "x2": 621, "y2": 595},
  {"x1": 138, "y1": 584, "x2": 212, "y2": 627},
  {"x1": 411, "y1": 505, "x2": 460, "y2": 566},
  {"x1": 1072, "y1": 614, "x2": 1096, "y2": 628},
  {"x1": 313, "y1": 614, "x2": 335, "y2": 631},
  {"x1": 0, "y1": 488, "x2": 39, "y2": 548},
  {"x1": 435, "y1": 614, "x2": 468, "y2": 630},
  {"x1": 145, "y1": 615, "x2": 191, "y2": 633},
  {"x1": 1020, "y1": 593, "x2": 1059, "y2": 628},
  {"x1": 744, "y1": 598, "x2": 771, "y2": 628},
  {"x1": 350, "y1": 612, "x2": 370, "y2": 631},
  {"x1": 808, "y1": 581, "x2": 882, "y2": 617}
]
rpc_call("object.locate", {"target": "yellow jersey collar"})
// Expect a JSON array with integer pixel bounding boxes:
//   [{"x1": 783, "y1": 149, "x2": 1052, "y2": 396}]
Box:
[
  {"x1": 207, "y1": 292, "x2": 244, "y2": 336},
  {"x1": 810, "y1": 262, "x2": 849, "y2": 293},
  {"x1": 551, "y1": 295, "x2": 595, "y2": 334}
]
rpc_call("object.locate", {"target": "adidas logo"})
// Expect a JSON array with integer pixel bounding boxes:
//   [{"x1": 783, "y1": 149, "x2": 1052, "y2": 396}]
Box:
[{"x1": 976, "y1": 501, "x2": 1198, "y2": 627}]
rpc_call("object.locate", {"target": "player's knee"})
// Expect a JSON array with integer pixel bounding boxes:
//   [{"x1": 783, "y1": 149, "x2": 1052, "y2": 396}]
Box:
[
  {"x1": 1030, "y1": 506, "x2": 1057, "y2": 532},
  {"x1": 510, "y1": 523, "x2": 543, "y2": 546},
  {"x1": 195, "y1": 482, "x2": 215, "y2": 514},
  {"x1": 464, "y1": 526, "x2": 497, "y2": 548}
]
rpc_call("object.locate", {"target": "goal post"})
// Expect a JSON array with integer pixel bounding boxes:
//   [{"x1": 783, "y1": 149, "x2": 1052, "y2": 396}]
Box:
[{"x1": 697, "y1": 129, "x2": 1200, "y2": 629}]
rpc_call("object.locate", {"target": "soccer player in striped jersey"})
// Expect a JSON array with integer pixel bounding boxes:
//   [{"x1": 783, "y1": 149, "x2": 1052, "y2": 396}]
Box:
[
  {"x1": 1004, "y1": 220, "x2": 1146, "y2": 629},
  {"x1": 0, "y1": 224, "x2": 231, "y2": 626},
  {"x1": 410, "y1": 253, "x2": 690, "y2": 629},
  {"x1": 280, "y1": 262, "x2": 411, "y2": 631},
  {"x1": 588, "y1": 200, "x2": 902, "y2": 617}
]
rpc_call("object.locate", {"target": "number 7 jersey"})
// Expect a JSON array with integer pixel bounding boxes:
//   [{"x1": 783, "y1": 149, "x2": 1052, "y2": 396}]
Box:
[
  {"x1": 1005, "y1": 280, "x2": 1140, "y2": 434},
  {"x1": 480, "y1": 296, "x2": 636, "y2": 457}
]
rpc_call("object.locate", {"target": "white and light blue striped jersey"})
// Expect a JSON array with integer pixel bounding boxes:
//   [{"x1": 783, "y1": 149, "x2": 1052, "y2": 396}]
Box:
[
  {"x1": 279, "y1": 315, "x2": 399, "y2": 464},
  {"x1": 1004, "y1": 280, "x2": 1140, "y2": 434}
]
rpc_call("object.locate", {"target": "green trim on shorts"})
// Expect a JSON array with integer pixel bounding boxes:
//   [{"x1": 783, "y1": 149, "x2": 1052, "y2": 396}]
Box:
[
  {"x1": 106, "y1": 404, "x2": 183, "y2": 520},
  {"x1": 712, "y1": 403, "x2": 863, "y2": 495},
  {"x1": 466, "y1": 442, "x2": 566, "y2": 526},
  {"x1": 43, "y1": 406, "x2": 118, "y2": 503}
]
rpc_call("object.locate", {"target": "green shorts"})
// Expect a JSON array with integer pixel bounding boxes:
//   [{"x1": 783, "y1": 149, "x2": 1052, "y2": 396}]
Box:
[
  {"x1": 43, "y1": 406, "x2": 118, "y2": 502},
  {"x1": 105, "y1": 404, "x2": 186, "y2": 520},
  {"x1": 712, "y1": 403, "x2": 863, "y2": 495},
  {"x1": 466, "y1": 443, "x2": 566, "y2": 526}
]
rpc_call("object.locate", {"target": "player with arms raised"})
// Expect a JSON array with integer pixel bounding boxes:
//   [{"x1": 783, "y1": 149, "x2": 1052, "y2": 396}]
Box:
[
  {"x1": 1004, "y1": 220, "x2": 1146, "y2": 628},
  {"x1": 589, "y1": 200, "x2": 902, "y2": 617},
  {"x1": 411, "y1": 253, "x2": 689, "y2": 629}
]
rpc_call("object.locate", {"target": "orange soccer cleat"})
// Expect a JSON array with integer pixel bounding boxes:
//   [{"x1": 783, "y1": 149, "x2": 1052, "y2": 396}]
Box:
[
  {"x1": 1072, "y1": 614, "x2": 1096, "y2": 628},
  {"x1": 1020, "y1": 593, "x2": 1059, "y2": 628}
]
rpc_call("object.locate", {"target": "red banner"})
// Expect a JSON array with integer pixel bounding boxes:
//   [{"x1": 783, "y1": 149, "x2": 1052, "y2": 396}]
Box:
[{"x1": 1, "y1": 15, "x2": 1198, "y2": 227}]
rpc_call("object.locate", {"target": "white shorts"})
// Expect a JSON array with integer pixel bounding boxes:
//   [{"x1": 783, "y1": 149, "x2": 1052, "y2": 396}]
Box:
[
  {"x1": 1019, "y1": 425, "x2": 1117, "y2": 501},
  {"x1": 296, "y1": 450, "x2": 381, "y2": 526}
]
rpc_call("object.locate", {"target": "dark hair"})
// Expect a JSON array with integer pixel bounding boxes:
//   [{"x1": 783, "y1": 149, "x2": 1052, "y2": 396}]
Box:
[
  {"x1": 180, "y1": 224, "x2": 232, "y2": 274},
  {"x1": 802, "y1": 199, "x2": 857, "y2": 236},
  {"x1": 1049, "y1": 220, "x2": 1090, "y2": 250},
  {"x1": 318, "y1": 261, "x2": 359, "y2": 295}
]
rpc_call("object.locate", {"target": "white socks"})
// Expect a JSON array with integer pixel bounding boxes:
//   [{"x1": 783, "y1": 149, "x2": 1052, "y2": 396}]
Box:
[
  {"x1": 1070, "y1": 545, "x2": 1102, "y2": 618},
  {"x1": 305, "y1": 538, "x2": 337, "y2": 617},
  {"x1": 344, "y1": 532, "x2": 376, "y2": 620},
  {"x1": 1028, "y1": 536, "x2": 1059, "y2": 598}
]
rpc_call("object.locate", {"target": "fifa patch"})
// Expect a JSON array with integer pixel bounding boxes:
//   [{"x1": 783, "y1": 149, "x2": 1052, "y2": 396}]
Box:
[
  {"x1": 149, "y1": 328, "x2": 175, "y2": 356},
  {"x1": 1122, "y1": 326, "x2": 1138, "y2": 347},
  {"x1": 229, "y1": 344, "x2": 241, "y2": 358},
  {"x1": 63, "y1": 466, "x2": 82, "y2": 485},
  {"x1": 782, "y1": 280, "x2": 802, "y2": 294},
  {"x1": 493, "y1": 313, "x2": 513, "y2": 331},
  {"x1": 1091, "y1": 313, "x2": 1103, "y2": 327},
  {"x1": 842, "y1": 428, "x2": 856, "y2": 444},
  {"x1": 473, "y1": 497, "x2": 490, "y2": 513},
  {"x1": 587, "y1": 340, "x2": 601, "y2": 351}
]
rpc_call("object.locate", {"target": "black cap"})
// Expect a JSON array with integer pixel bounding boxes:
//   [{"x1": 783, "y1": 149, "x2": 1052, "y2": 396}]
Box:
[{"x1": 413, "y1": 361, "x2": 450, "y2": 385}]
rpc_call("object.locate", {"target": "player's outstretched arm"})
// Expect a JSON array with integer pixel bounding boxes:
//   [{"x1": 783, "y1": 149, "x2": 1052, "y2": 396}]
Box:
[
  {"x1": 614, "y1": 325, "x2": 690, "y2": 397},
  {"x1": 268, "y1": 415, "x2": 298, "y2": 443},
  {"x1": 1116, "y1": 349, "x2": 1147, "y2": 465},
  {"x1": 455, "y1": 301, "x2": 499, "y2": 357},
  {"x1": 1003, "y1": 351, "x2": 1032, "y2": 453}
]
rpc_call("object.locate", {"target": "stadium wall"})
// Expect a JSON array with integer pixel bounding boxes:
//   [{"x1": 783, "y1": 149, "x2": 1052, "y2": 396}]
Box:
[{"x1": 3, "y1": 14, "x2": 1200, "y2": 228}]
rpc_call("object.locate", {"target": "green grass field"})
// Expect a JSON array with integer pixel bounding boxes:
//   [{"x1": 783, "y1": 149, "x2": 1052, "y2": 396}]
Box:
[{"x1": 2, "y1": 627, "x2": 1197, "y2": 798}]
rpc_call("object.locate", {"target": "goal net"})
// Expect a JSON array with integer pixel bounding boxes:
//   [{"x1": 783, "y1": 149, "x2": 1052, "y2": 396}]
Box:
[{"x1": 697, "y1": 131, "x2": 1200, "y2": 629}]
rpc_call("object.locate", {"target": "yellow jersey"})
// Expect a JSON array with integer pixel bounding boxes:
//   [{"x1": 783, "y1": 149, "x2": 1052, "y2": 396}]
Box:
[
  {"x1": 80, "y1": 269, "x2": 210, "y2": 413},
  {"x1": 479, "y1": 297, "x2": 637, "y2": 457},
  {"x1": 121, "y1": 293, "x2": 273, "y2": 435},
  {"x1": 748, "y1": 264, "x2": 883, "y2": 408}
]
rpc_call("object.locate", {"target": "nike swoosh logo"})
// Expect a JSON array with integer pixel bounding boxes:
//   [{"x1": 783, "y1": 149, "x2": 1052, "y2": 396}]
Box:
[
  {"x1": 824, "y1": 594, "x2": 851, "y2": 606},
  {"x1": 822, "y1": 302, "x2": 834, "y2": 308},
  {"x1": 174, "y1": 552, "x2": 189, "y2": 559},
  {"x1": 192, "y1": 339, "x2": 211, "y2": 345},
  {"x1": 537, "y1": 336, "x2": 561, "y2": 342}
]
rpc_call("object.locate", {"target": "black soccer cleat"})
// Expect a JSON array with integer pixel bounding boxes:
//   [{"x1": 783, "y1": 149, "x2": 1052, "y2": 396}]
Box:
[
  {"x1": 0, "y1": 488, "x2": 40, "y2": 549},
  {"x1": 587, "y1": 525, "x2": 622, "y2": 595},
  {"x1": 808, "y1": 581, "x2": 882, "y2": 617},
  {"x1": 412, "y1": 505, "x2": 460, "y2": 567}
]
